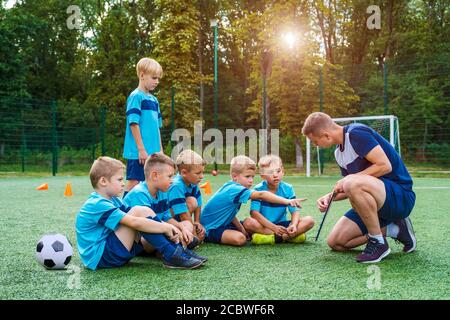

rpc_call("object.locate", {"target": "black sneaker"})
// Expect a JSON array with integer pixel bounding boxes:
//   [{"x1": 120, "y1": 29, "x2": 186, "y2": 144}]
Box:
[
  {"x1": 184, "y1": 247, "x2": 208, "y2": 263},
  {"x1": 356, "y1": 237, "x2": 391, "y2": 263},
  {"x1": 393, "y1": 217, "x2": 417, "y2": 253},
  {"x1": 187, "y1": 236, "x2": 200, "y2": 250},
  {"x1": 163, "y1": 246, "x2": 204, "y2": 269}
]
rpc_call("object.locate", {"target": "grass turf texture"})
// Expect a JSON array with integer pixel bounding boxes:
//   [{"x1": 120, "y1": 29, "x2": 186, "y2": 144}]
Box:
[{"x1": 1, "y1": 175, "x2": 449, "y2": 300}]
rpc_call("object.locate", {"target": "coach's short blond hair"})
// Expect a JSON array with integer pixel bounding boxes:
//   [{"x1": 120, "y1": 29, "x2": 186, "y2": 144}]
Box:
[
  {"x1": 230, "y1": 156, "x2": 256, "y2": 175},
  {"x1": 89, "y1": 157, "x2": 125, "y2": 188},
  {"x1": 143, "y1": 153, "x2": 176, "y2": 178},
  {"x1": 136, "y1": 58, "x2": 163, "y2": 78},
  {"x1": 176, "y1": 150, "x2": 206, "y2": 172},
  {"x1": 302, "y1": 112, "x2": 336, "y2": 136},
  {"x1": 258, "y1": 154, "x2": 283, "y2": 172}
]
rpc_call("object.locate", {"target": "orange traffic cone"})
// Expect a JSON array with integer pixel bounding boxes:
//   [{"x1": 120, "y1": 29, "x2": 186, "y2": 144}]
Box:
[
  {"x1": 36, "y1": 183, "x2": 48, "y2": 191},
  {"x1": 64, "y1": 183, "x2": 73, "y2": 197},
  {"x1": 199, "y1": 181, "x2": 212, "y2": 195}
]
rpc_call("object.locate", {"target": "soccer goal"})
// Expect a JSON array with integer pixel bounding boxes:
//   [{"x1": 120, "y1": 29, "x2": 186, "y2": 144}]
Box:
[{"x1": 306, "y1": 115, "x2": 401, "y2": 177}]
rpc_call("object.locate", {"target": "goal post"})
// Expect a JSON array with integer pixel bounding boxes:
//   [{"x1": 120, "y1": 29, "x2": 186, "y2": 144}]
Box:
[{"x1": 305, "y1": 115, "x2": 401, "y2": 177}]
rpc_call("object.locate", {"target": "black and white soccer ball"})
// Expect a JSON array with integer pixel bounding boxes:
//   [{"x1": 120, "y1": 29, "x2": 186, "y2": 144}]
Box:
[{"x1": 35, "y1": 233, "x2": 73, "y2": 270}]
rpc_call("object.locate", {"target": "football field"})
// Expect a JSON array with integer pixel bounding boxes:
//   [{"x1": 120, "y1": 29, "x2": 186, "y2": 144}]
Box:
[{"x1": 1, "y1": 175, "x2": 449, "y2": 300}]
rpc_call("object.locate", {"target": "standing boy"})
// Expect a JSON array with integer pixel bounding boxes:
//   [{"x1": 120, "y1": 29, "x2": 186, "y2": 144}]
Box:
[{"x1": 123, "y1": 58, "x2": 164, "y2": 194}]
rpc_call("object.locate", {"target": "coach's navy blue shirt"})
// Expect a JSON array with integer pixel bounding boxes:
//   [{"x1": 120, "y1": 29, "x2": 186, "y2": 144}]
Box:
[{"x1": 334, "y1": 123, "x2": 413, "y2": 191}]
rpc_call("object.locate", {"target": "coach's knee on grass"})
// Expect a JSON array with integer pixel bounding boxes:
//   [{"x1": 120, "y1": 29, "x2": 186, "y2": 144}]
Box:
[
  {"x1": 128, "y1": 206, "x2": 156, "y2": 218},
  {"x1": 326, "y1": 234, "x2": 347, "y2": 252}
]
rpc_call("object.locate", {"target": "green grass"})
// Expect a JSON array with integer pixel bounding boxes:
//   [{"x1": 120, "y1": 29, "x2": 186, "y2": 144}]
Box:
[{"x1": 1, "y1": 175, "x2": 449, "y2": 300}]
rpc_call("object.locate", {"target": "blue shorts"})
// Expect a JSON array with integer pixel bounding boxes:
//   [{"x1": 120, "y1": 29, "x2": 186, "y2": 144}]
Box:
[
  {"x1": 275, "y1": 221, "x2": 291, "y2": 228},
  {"x1": 345, "y1": 178, "x2": 416, "y2": 235},
  {"x1": 205, "y1": 221, "x2": 245, "y2": 244},
  {"x1": 126, "y1": 159, "x2": 145, "y2": 181},
  {"x1": 97, "y1": 232, "x2": 144, "y2": 269}
]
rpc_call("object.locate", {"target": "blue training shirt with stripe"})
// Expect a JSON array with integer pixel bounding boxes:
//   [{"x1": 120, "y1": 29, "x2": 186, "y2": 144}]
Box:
[
  {"x1": 123, "y1": 181, "x2": 172, "y2": 222},
  {"x1": 335, "y1": 123, "x2": 413, "y2": 190},
  {"x1": 123, "y1": 89, "x2": 163, "y2": 159},
  {"x1": 76, "y1": 192, "x2": 130, "y2": 270},
  {"x1": 250, "y1": 180, "x2": 298, "y2": 223},
  {"x1": 200, "y1": 181, "x2": 254, "y2": 235},
  {"x1": 167, "y1": 174, "x2": 202, "y2": 216}
]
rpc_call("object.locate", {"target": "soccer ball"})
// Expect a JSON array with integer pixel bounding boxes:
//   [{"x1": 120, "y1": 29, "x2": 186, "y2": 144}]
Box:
[
  {"x1": 211, "y1": 170, "x2": 218, "y2": 176},
  {"x1": 35, "y1": 233, "x2": 73, "y2": 270}
]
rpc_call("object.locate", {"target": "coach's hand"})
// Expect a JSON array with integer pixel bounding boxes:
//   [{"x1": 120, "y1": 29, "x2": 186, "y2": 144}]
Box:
[
  {"x1": 333, "y1": 178, "x2": 346, "y2": 194},
  {"x1": 138, "y1": 148, "x2": 148, "y2": 166},
  {"x1": 317, "y1": 193, "x2": 332, "y2": 212}
]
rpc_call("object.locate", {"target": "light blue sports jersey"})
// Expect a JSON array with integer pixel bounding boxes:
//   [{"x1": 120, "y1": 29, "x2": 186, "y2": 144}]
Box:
[
  {"x1": 123, "y1": 181, "x2": 172, "y2": 222},
  {"x1": 75, "y1": 192, "x2": 129, "y2": 270},
  {"x1": 200, "y1": 181, "x2": 254, "y2": 235},
  {"x1": 123, "y1": 89, "x2": 163, "y2": 159},
  {"x1": 167, "y1": 174, "x2": 202, "y2": 216},
  {"x1": 335, "y1": 124, "x2": 413, "y2": 191},
  {"x1": 250, "y1": 181, "x2": 298, "y2": 223}
]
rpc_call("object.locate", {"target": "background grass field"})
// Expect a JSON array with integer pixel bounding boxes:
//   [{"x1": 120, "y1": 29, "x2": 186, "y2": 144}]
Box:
[{"x1": 1, "y1": 174, "x2": 449, "y2": 300}]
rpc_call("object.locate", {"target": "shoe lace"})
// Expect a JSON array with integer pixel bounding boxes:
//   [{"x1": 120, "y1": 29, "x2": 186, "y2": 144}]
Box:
[{"x1": 363, "y1": 239, "x2": 379, "y2": 255}]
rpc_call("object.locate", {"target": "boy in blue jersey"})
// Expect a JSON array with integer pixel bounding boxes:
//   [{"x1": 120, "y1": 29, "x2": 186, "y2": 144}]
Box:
[
  {"x1": 200, "y1": 156, "x2": 305, "y2": 246},
  {"x1": 168, "y1": 150, "x2": 207, "y2": 248},
  {"x1": 124, "y1": 153, "x2": 207, "y2": 262},
  {"x1": 76, "y1": 156, "x2": 205, "y2": 270},
  {"x1": 123, "y1": 58, "x2": 164, "y2": 194},
  {"x1": 302, "y1": 112, "x2": 416, "y2": 263},
  {"x1": 243, "y1": 155, "x2": 314, "y2": 245}
]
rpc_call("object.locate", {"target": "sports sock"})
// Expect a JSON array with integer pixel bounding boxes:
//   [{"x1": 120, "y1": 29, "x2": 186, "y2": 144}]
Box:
[
  {"x1": 368, "y1": 233, "x2": 385, "y2": 244},
  {"x1": 139, "y1": 217, "x2": 176, "y2": 260},
  {"x1": 386, "y1": 223, "x2": 399, "y2": 238}
]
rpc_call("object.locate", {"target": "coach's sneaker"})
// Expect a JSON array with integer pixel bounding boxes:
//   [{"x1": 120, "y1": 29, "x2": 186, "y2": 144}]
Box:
[
  {"x1": 287, "y1": 233, "x2": 306, "y2": 244},
  {"x1": 187, "y1": 236, "x2": 200, "y2": 250},
  {"x1": 393, "y1": 217, "x2": 417, "y2": 253},
  {"x1": 251, "y1": 233, "x2": 275, "y2": 245},
  {"x1": 356, "y1": 237, "x2": 391, "y2": 263},
  {"x1": 163, "y1": 246, "x2": 204, "y2": 269}
]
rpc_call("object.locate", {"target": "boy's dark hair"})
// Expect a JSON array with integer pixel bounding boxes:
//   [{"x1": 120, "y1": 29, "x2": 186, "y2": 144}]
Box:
[{"x1": 144, "y1": 153, "x2": 176, "y2": 178}]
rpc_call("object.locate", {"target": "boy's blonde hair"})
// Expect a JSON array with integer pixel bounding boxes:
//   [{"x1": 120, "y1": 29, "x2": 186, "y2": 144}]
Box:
[
  {"x1": 176, "y1": 150, "x2": 206, "y2": 172},
  {"x1": 136, "y1": 58, "x2": 163, "y2": 78},
  {"x1": 144, "y1": 153, "x2": 176, "y2": 178},
  {"x1": 89, "y1": 157, "x2": 125, "y2": 188},
  {"x1": 258, "y1": 154, "x2": 283, "y2": 174},
  {"x1": 230, "y1": 155, "x2": 256, "y2": 175},
  {"x1": 302, "y1": 112, "x2": 336, "y2": 136}
]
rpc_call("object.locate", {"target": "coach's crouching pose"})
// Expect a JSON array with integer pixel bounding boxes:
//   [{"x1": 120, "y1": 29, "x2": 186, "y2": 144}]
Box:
[{"x1": 302, "y1": 112, "x2": 416, "y2": 263}]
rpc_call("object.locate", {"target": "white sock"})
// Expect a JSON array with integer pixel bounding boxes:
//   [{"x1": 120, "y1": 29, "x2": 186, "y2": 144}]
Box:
[
  {"x1": 386, "y1": 223, "x2": 399, "y2": 238},
  {"x1": 368, "y1": 233, "x2": 385, "y2": 244}
]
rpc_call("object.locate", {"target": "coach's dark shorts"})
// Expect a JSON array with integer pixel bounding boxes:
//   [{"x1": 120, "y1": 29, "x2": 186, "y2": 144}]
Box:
[
  {"x1": 97, "y1": 232, "x2": 144, "y2": 269},
  {"x1": 205, "y1": 221, "x2": 245, "y2": 244},
  {"x1": 126, "y1": 159, "x2": 145, "y2": 181},
  {"x1": 345, "y1": 178, "x2": 416, "y2": 235}
]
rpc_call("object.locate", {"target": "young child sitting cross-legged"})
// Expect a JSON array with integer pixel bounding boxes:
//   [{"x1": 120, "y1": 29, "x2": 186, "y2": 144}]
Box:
[
  {"x1": 200, "y1": 155, "x2": 305, "y2": 246},
  {"x1": 243, "y1": 155, "x2": 315, "y2": 245},
  {"x1": 123, "y1": 153, "x2": 207, "y2": 264},
  {"x1": 76, "y1": 156, "x2": 204, "y2": 270},
  {"x1": 167, "y1": 150, "x2": 207, "y2": 249}
]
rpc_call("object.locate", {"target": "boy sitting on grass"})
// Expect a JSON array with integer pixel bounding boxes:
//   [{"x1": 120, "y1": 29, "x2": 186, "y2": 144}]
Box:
[
  {"x1": 168, "y1": 150, "x2": 207, "y2": 248},
  {"x1": 243, "y1": 154, "x2": 315, "y2": 245},
  {"x1": 200, "y1": 155, "x2": 305, "y2": 246},
  {"x1": 76, "y1": 156, "x2": 204, "y2": 270},
  {"x1": 123, "y1": 153, "x2": 207, "y2": 263}
]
